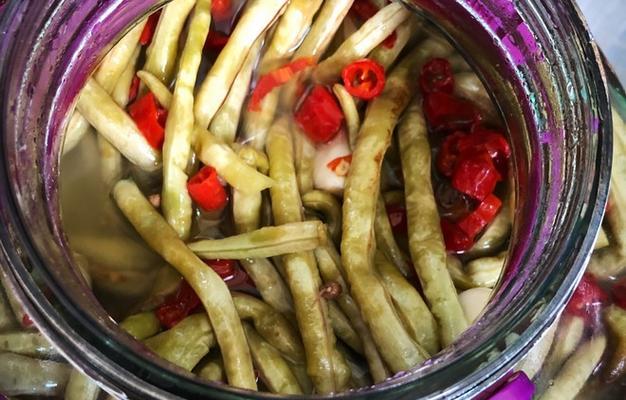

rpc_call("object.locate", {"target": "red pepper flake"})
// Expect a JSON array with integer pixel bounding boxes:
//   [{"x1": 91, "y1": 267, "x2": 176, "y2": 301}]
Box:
[
  {"x1": 212, "y1": 0, "x2": 232, "y2": 21},
  {"x1": 613, "y1": 277, "x2": 626, "y2": 310},
  {"x1": 248, "y1": 57, "x2": 316, "y2": 112},
  {"x1": 423, "y1": 91, "x2": 481, "y2": 133},
  {"x1": 128, "y1": 74, "x2": 140, "y2": 104},
  {"x1": 327, "y1": 155, "x2": 352, "y2": 176},
  {"x1": 420, "y1": 58, "x2": 454, "y2": 95},
  {"x1": 205, "y1": 259, "x2": 236, "y2": 280},
  {"x1": 204, "y1": 29, "x2": 230, "y2": 52},
  {"x1": 440, "y1": 218, "x2": 473, "y2": 252},
  {"x1": 459, "y1": 127, "x2": 511, "y2": 175},
  {"x1": 21, "y1": 314, "x2": 34, "y2": 328},
  {"x1": 155, "y1": 280, "x2": 201, "y2": 329},
  {"x1": 451, "y1": 151, "x2": 501, "y2": 201},
  {"x1": 564, "y1": 274, "x2": 608, "y2": 321},
  {"x1": 139, "y1": 10, "x2": 161, "y2": 46},
  {"x1": 341, "y1": 59, "x2": 386, "y2": 100},
  {"x1": 457, "y1": 194, "x2": 502, "y2": 239},
  {"x1": 128, "y1": 92, "x2": 168, "y2": 149},
  {"x1": 295, "y1": 85, "x2": 344, "y2": 143},
  {"x1": 386, "y1": 203, "x2": 408, "y2": 236},
  {"x1": 187, "y1": 166, "x2": 229, "y2": 212},
  {"x1": 382, "y1": 30, "x2": 397, "y2": 49}
]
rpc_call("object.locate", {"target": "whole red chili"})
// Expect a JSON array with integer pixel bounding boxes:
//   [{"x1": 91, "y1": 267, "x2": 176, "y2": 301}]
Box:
[
  {"x1": 295, "y1": 85, "x2": 344, "y2": 143},
  {"x1": 128, "y1": 92, "x2": 168, "y2": 149},
  {"x1": 187, "y1": 166, "x2": 229, "y2": 212},
  {"x1": 457, "y1": 194, "x2": 502, "y2": 239},
  {"x1": 420, "y1": 58, "x2": 454, "y2": 94},
  {"x1": 128, "y1": 75, "x2": 141, "y2": 104},
  {"x1": 440, "y1": 219, "x2": 473, "y2": 252},
  {"x1": 155, "y1": 280, "x2": 201, "y2": 329},
  {"x1": 451, "y1": 151, "x2": 501, "y2": 201},
  {"x1": 341, "y1": 59, "x2": 386, "y2": 100},
  {"x1": 386, "y1": 203, "x2": 408, "y2": 236},
  {"x1": 423, "y1": 91, "x2": 481, "y2": 133},
  {"x1": 564, "y1": 274, "x2": 609, "y2": 321}
]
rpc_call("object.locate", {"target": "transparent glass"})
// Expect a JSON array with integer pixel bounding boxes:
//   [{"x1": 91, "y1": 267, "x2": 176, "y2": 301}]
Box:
[{"x1": 0, "y1": 0, "x2": 612, "y2": 399}]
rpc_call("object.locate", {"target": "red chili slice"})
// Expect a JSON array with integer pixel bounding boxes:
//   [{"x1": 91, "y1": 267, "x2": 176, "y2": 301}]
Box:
[
  {"x1": 451, "y1": 151, "x2": 501, "y2": 201},
  {"x1": 128, "y1": 74, "x2": 140, "y2": 104},
  {"x1": 204, "y1": 259, "x2": 236, "y2": 280},
  {"x1": 155, "y1": 280, "x2": 201, "y2": 329},
  {"x1": 420, "y1": 58, "x2": 454, "y2": 94},
  {"x1": 457, "y1": 194, "x2": 502, "y2": 239},
  {"x1": 128, "y1": 92, "x2": 167, "y2": 149},
  {"x1": 440, "y1": 218, "x2": 473, "y2": 252},
  {"x1": 386, "y1": 203, "x2": 408, "y2": 236},
  {"x1": 564, "y1": 274, "x2": 609, "y2": 320},
  {"x1": 295, "y1": 85, "x2": 344, "y2": 143},
  {"x1": 437, "y1": 131, "x2": 468, "y2": 177},
  {"x1": 187, "y1": 166, "x2": 229, "y2": 212},
  {"x1": 327, "y1": 155, "x2": 353, "y2": 176},
  {"x1": 459, "y1": 127, "x2": 511, "y2": 174},
  {"x1": 423, "y1": 91, "x2": 481, "y2": 133},
  {"x1": 248, "y1": 57, "x2": 316, "y2": 111},
  {"x1": 21, "y1": 314, "x2": 34, "y2": 329},
  {"x1": 212, "y1": 0, "x2": 232, "y2": 21},
  {"x1": 139, "y1": 10, "x2": 161, "y2": 46},
  {"x1": 341, "y1": 59, "x2": 386, "y2": 100},
  {"x1": 613, "y1": 277, "x2": 626, "y2": 310}
]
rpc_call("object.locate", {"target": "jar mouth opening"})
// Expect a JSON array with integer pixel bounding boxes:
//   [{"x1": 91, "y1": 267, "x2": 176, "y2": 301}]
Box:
[{"x1": 0, "y1": 0, "x2": 611, "y2": 398}]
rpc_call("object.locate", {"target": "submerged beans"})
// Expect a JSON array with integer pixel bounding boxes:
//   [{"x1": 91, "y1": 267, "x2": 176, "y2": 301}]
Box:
[
  {"x1": 77, "y1": 79, "x2": 161, "y2": 171},
  {"x1": 341, "y1": 40, "x2": 452, "y2": 373},
  {"x1": 112, "y1": 46, "x2": 141, "y2": 107},
  {"x1": 64, "y1": 371, "x2": 100, "y2": 400},
  {"x1": 0, "y1": 332, "x2": 57, "y2": 358},
  {"x1": 188, "y1": 221, "x2": 328, "y2": 259},
  {"x1": 137, "y1": 70, "x2": 173, "y2": 108},
  {"x1": 144, "y1": 313, "x2": 216, "y2": 371},
  {"x1": 328, "y1": 301, "x2": 363, "y2": 354},
  {"x1": 0, "y1": 286, "x2": 17, "y2": 331},
  {"x1": 194, "y1": 0, "x2": 290, "y2": 128},
  {"x1": 113, "y1": 180, "x2": 256, "y2": 390},
  {"x1": 398, "y1": 99, "x2": 468, "y2": 347},
  {"x1": 62, "y1": 112, "x2": 92, "y2": 155},
  {"x1": 369, "y1": 16, "x2": 422, "y2": 70},
  {"x1": 242, "y1": 323, "x2": 303, "y2": 395},
  {"x1": 302, "y1": 190, "x2": 343, "y2": 245},
  {"x1": 143, "y1": 0, "x2": 197, "y2": 84},
  {"x1": 267, "y1": 118, "x2": 348, "y2": 393},
  {"x1": 0, "y1": 353, "x2": 71, "y2": 397},
  {"x1": 313, "y1": 3, "x2": 411, "y2": 84},
  {"x1": 374, "y1": 252, "x2": 440, "y2": 355},
  {"x1": 119, "y1": 312, "x2": 161, "y2": 340},
  {"x1": 161, "y1": 0, "x2": 212, "y2": 239}
]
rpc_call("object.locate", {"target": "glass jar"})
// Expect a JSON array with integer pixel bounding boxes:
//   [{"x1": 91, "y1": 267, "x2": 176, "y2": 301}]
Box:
[{"x1": 0, "y1": 0, "x2": 612, "y2": 399}]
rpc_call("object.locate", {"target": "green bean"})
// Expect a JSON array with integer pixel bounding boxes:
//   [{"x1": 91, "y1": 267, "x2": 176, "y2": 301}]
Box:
[
  {"x1": 211, "y1": 35, "x2": 264, "y2": 144},
  {"x1": 375, "y1": 252, "x2": 439, "y2": 355},
  {"x1": 302, "y1": 190, "x2": 342, "y2": 245},
  {"x1": 313, "y1": 235, "x2": 390, "y2": 383},
  {"x1": 332, "y1": 84, "x2": 361, "y2": 151},
  {"x1": 279, "y1": 0, "x2": 354, "y2": 109},
  {"x1": 336, "y1": 342, "x2": 372, "y2": 389},
  {"x1": 595, "y1": 227, "x2": 610, "y2": 250},
  {"x1": 77, "y1": 78, "x2": 161, "y2": 171},
  {"x1": 64, "y1": 371, "x2": 100, "y2": 400},
  {"x1": 369, "y1": 17, "x2": 421, "y2": 70},
  {"x1": 1, "y1": 278, "x2": 31, "y2": 330},
  {"x1": 398, "y1": 98, "x2": 467, "y2": 347},
  {"x1": 267, "y1": 117, "x2": 348, "y2": 393},
  {"x1": 537, "y1": 335, "x2": 606, "y2": 400},
  {"x1": 313, "y1": 3, "x2": 411, "y2": 84},
  {"x1": 0, "y1": 286, "x2": 17, "y2": 332},
  {"x1": 195, "y1": 0, "x2": 289, "y2": 128},
  {"x1": 113, "y1": 180, "x2": 256, "y2": 389},
  {"x1": 468, "y1": 193, "x2": 512, "y2": 256},
  {"x1": 239, "y1": 260, "x2": 294, "y2": 317},
  {"x1": 454, "y1": 72, "x2": 498, "y2": 122},
  {"x1": 447, "y1": 53, "x2": 471, "y2": 72},
  {"x1": 144, "y1": 314, "x2": 215, "y2": 372},
  {"x1": 119, "y1": 312, "x2": 161, "y2": 340},
  {"x1": 63, "y1": 110, "x2": 92, "y2": 155},
  {"x1": 242, "y1": 0, "x2": 322, "y2": 149},
  {"x1": 383, "y1": 190, "x2": 404, "y2": 206},
  {"x1": 328, "y1": 301, "x2": 363, "y2": 354},
  {"x1": 0, "y1": 332, "x2": 57, "y2": 358},
  {"x1": 0, "y1": 353, "x2": 71, "y2": 396},
  {"x1": 69, "y1": 234, "x2": 162, "y2": 272},
  {"x1": 294, "y1": 126, "x2": 316, "y2": 195},
  {"x1": 136, "y1": 70, "x2": 172, "y2": 108},
  {"x1": 341, "y1": 40, "x2": 452, "y2": 372},
  {"x1": 188, "y1": 221, "x2": 327, "y2": 259},
  {"x1": 243, "y1": 323, "x2": 303, "y2": 395},
  {"x1": 196, "y1": 352, "x2": 225, "y2": 382},
  {"x1": 135, "y1": 265, "x2": 182, "y2": 312},
  {"x1": 112, "y1": 46, "x2": 141, "y2": 108},
  {"x1": 231, "y1": 293, "x2": 304, "y2": 364},
  {"x1": 516, "y1": 321, "x2": 557, "y2": 379},
  {"x1": 194, "y1": 127, "x2": 274, "y2": 194},
  {"x1": 289, "y1": 362, "x2": 314, "y2": 395},
  {"x1": 233, "y1": 146, "x2": 268, "y2": 234},
  {"x1": 465, "y1": 253, "x2": 505, "y2": 288},
  {"x1": 374, "y1": 195, "x2": 411, "y2": 277},
  {"x1": 161, "y1": 0, "x2": 212, "y2": 240},
  {"x1": 143, "y1": 0, "x2": 197, "y2": 84},
  {"x1": 603, "y1": 305, "x2": 626, "y2": 382}
]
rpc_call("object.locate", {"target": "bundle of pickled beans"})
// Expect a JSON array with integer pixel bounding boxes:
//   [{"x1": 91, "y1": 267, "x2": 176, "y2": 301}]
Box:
[{"x1": 2, "y1": 0, "x2": 619, "y2": 399}]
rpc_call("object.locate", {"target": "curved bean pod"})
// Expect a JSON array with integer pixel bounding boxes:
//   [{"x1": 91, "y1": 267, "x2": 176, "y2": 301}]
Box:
[
  {"x1": 119, "y1": 312, "x2": 162, "y2": 340},
  {"x1": 302, "y1": 190, "x2": 343, "y2": 246},
  {"x1": 332, "y1": 84, "x2": 361, "y2": 151},
  {"x1": 136, "y1": 70, "x2": 172, "y2": 108}
]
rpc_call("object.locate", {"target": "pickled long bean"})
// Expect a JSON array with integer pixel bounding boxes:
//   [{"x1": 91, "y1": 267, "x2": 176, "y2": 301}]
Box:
[
  {"x1": 302, "y1": 190, "x2": 343, "y2": 245},
  {"x1": 0, "y1": 353, "x2": 71, "y2": 397},
  {"x1": 398, "y1": 99, "x2": 468, "y2": 346},
  {"x1": 113, "y1": 180, "x2": 256, "y2": 389},
  {"x1": 328, "y1": 301, "x2": 363, "y2": 354},
  {"x1": 332, "y1": 84, "x2": 361, "y2": 150},
  {"x1": 0, "y1": 331, "x2": 57, "y2": 358},
  {"x1": 119, "y1": 312, "x2": 161, "y2": 340},
  {"x1": 64, "y1": 371, "x2": 100, "y2": 400},
  {"x1": 136, "y1": 70, "x2": 173, "y2": 108}
]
